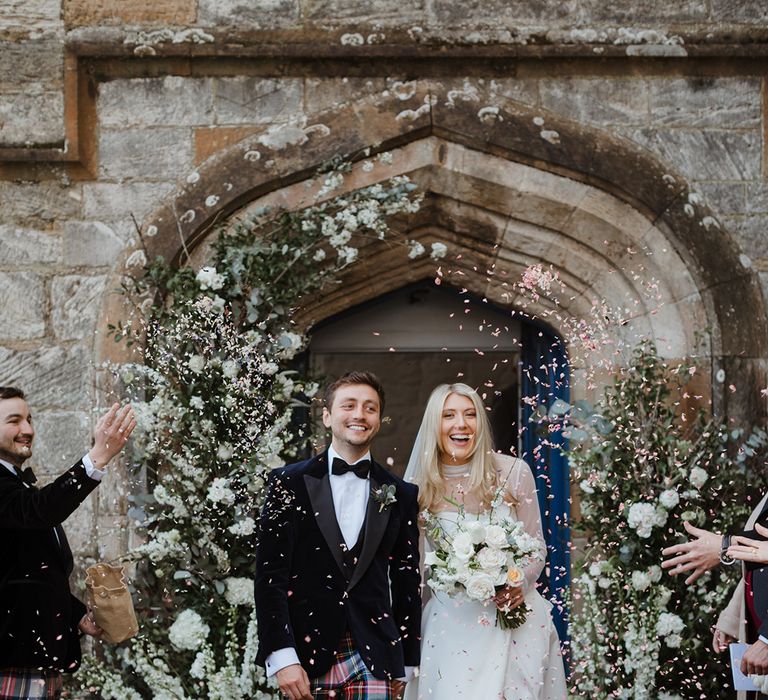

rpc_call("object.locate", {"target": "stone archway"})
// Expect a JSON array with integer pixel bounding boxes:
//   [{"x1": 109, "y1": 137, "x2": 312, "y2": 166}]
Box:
[{"x1": 99, "y1": 78, "x2": 767, "y2": 419}]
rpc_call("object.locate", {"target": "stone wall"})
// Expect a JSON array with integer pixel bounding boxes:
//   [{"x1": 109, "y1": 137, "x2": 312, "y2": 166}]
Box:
[{"x1": 0, "y1": 0, "x2": 767, "y2": 567}]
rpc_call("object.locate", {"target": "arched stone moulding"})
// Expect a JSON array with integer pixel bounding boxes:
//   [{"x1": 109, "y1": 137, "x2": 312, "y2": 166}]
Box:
[{"x1": 99, "y1": 79, "x2": 767, "y2": 416}]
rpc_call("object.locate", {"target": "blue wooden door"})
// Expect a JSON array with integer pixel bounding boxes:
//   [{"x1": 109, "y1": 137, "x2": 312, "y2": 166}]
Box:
[{"x1": 520, "y1": 322, "x2": 570, "y2": 645}]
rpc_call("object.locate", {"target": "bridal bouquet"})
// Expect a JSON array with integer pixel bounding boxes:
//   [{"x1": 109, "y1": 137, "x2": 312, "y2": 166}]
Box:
[{"x1": 422, "y1": 500, "x2": 542, "y2": 630}]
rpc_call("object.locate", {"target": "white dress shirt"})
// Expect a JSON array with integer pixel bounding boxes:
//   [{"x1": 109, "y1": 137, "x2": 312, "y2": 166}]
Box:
[{"x1": 266, "y1": 447, "x2": 371, "y2": 678}]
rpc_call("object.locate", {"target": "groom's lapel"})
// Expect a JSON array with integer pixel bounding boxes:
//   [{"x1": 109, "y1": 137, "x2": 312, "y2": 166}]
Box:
[
  {"x1": 348, "y1": 463, "x2": 392, "y2": 591},
  {"x1": 303, "y1": 453, "x2": 346, "y2": 577}
]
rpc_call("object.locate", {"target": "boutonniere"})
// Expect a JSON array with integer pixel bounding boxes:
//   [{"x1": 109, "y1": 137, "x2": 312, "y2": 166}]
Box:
[{"x1": 371, "y1": 484, "x2": 397, "y2": 512}]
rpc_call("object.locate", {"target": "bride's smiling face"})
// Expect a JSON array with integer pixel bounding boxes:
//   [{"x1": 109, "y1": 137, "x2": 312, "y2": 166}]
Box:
[{"x1": 438, "y1": 392, "x2": 477, "y2": 465}]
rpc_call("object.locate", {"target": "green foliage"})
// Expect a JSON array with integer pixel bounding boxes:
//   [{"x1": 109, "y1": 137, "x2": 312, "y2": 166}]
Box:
[{"x1": 567, "y1": 342, "x2": 768, "y2": 699}]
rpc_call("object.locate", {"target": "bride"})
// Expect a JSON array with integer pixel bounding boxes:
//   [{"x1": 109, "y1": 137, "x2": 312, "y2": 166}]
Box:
[{"x1": 403, "y1": 383, "x2": 567, "y2": 700}]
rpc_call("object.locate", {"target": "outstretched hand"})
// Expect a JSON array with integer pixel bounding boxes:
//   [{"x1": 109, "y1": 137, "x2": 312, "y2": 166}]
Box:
[
  {"x1": 728, "y1": 523, "x2": 768, "y2": 565},
  {"x1": 88, "y1": 403, "x2": 136, "y2": 469},
  {"x1": 661, "y1": 521, "x2": 721, "y2": 584},
  {"x1": 78, "y1": 611, "x2": 103, "y2": 638}
]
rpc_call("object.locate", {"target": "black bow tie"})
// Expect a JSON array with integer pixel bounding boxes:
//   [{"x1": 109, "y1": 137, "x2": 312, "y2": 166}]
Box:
[
  {"x1": 18, "y1": 467, "x2": 37, "y2": 486},
  {"x1": 331, "y1": 457, "x2": 371, "y2": 479}
]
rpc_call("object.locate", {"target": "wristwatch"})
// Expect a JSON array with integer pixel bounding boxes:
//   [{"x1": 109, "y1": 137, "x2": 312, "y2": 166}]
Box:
[{"x1": 720, "y1": 534, "x2": 736, "y2": 565}]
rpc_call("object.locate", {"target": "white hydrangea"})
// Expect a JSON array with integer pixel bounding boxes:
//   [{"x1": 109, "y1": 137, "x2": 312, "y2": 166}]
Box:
[
  {"x1": 665, "y1": 633, "x2": 682, "y2": 649},
  {"x1": 659, "y1": 489, "x2": 679, "y2": 509},
  {"x1": 229, "y1": 517, "x2": 256, "y2": 537},
  {"x1": 216, "y1": 443, "x2": 234, "y2": 461},
  {"x1": 168, "y1": 609, "x2": 210, "y2": 651},
  {"x1": 196, "y1": 266, "x2": 226, "y2": 291},
  {"x1": 224, "y1": 577, "x2": 254, "y2": 607},
  {"x1": 656, "y1": 612, "x2": 684, "y2": 637},
  {"x1": 188, "y1": 355, "x2": 206, "y2": 373},
  {"x1": 690, "y1": 466, "x2": 709, "y2": 489},
  {"x1": 626, "y1": 502, "x2": 667, "y2": 538},
  {"x1": 207, "y1": 477, "x2": 236, "y2": 505},
  {"x1": 221, "y1": 360, "x2": 239, "y2": 379},
  {"x1": 631, "y1": 570, "x2": 652, "y2": 591}
]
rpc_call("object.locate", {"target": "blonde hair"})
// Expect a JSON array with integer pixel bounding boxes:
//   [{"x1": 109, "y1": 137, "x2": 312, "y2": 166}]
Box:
[{"x1": 409, "y1": 383, "x2": 499, "y2": 512}]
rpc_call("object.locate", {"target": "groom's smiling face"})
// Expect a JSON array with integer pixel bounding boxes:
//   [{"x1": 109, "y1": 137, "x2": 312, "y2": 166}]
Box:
[{"x1": 323, "y1": 383, "x2": 382, "y2": 456}]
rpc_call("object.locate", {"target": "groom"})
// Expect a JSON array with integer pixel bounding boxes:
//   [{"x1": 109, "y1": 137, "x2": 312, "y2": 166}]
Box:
[{"x1": 255, "y1": 371, "x2": 421, "y2": 700}]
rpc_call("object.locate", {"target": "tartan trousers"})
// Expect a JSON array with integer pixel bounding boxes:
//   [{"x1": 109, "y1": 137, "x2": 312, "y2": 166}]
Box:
[
  {"x1": 0, "y1": 669, "x2": 63, "y2": 700},
  {"x1": 306, "y1": 634, "x2": 401, "y2": 700}
]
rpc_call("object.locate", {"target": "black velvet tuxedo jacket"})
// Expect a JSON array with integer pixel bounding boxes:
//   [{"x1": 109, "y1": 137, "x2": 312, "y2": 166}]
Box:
[
  {"x1": 254, "y1": 451, "x2": 421, "y2": 680},
  {"x1": 0, "y1": 461, "x2": 98, "y2": 672},
  {"x1": 740, "y1": 494, "x2": 768, "y2": 639}
]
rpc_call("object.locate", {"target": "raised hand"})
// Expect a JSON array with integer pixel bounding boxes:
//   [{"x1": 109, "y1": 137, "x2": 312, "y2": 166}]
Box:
[
  {"x1": 88, "y1": 403, "x2": 136, "y2": 469},
  {"x1": 728, "y1": 523, "x2": 768, "y2": 564},
  {"x1": 661, "y1": 521, "x2": 722, "y2": 584}
]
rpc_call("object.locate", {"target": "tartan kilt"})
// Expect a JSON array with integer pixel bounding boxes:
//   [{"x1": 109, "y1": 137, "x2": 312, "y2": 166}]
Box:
[
  {"x1": 0, "y1": 669, "x2": 63, "y2": 700},
  {"x1": 307, "y1": 633, "x2": 401, "y2": 700}
]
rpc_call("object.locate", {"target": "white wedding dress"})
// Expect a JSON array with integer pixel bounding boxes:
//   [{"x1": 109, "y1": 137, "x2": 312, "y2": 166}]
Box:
[{"x1": 404, "y1": 457, "x2": 568, "y2": 700}]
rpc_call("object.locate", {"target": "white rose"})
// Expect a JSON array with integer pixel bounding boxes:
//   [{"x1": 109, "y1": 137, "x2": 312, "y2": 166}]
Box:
[
  {"x1": 454, "y1": 561, "x2": 472, "y2": 585},
  {"x1": 580, "y1": 480, "x2": 595, "y2": 494},
  {"x1": 477, "y1": 546, "x2": 507, "y2": 572},
  {"x1": 690, "y1": 466, "x2": 708, "y2": 489},
  {"x1": 452, "y1": 532, "x2": 474, "y2": 561},
  {"x1": 465, "y1": 521, "x2": 487, "y2": 545},
  {"x1": 216, "y1": 443, "x2": 233, "y2": 461},
  {"x1": 649, "y1": 565, "x2": 662, "y2": 583},
  {"x1": 188, "y1": 355, "x2": 206, "y2": 373},
  {"x1": 659, "y1": 489, "x2": 679, "y2": 509},
  {"x1": 656, "y1": 612, "x2": 684, "y2": 636},
  {"x1": 464, "y1": 572, "x2": 496, "y2": 602},
  {"x1": 484, "y1": 525, "x2": 507, "y2": 549}
]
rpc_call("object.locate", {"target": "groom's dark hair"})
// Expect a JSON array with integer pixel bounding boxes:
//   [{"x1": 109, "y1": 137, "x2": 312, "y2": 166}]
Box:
[
  {"x1": 0, "y1": 387, "x2": 25, "y2": 401},
  {"x1": 323, "y1": 371, "x2": 385, "y2": 412}
]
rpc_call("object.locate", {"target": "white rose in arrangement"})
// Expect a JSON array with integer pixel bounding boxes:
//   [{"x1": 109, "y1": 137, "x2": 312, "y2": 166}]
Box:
[
  {"x1": 452, "y1": 531, "x2": 475, "y2": 561},
  {"x1": 598, "y1": 577, "x2": 611, "y2": 589},
  {"x1": 188, "y1": 355, "x2": 206, "y2": 373},
  {"x1": 465, "y1": 520, "x2": 487, "y2": 545},
  {"x1": 690, "y1": 466, "x2": 709, "y2": 489},
  {"x1": 424, "y1": 551, "x2": 441, "y2": 567},
  {"x1": 659, "y1": 489, "x2": 679, "y2": 509},
  {"x1": 196, "y1": 266, "x2": 226, "y2": 291},
  {"x1": 656, "y1": 612, "x2": 684, "y2": 637},
  {"x1": 579, "y1": 479, "x2": 595, "y2": 494},
  {"x1": 477, "y1": 546, "x2": 507, "y2": 572},
  {"x1": 189, "y1": 395, "x2": 204, "y2": 410},
  {"x1": 454, "y1": 560, "x2": 472, "y2": 585},
  {"x1": 631, "y1": 570, "x2": 652, "y2": 591},
  {"x1": 207, "y1": 477, "x2": 236, "y2": 505},
  {"x1": 588, "y1": 561, "x2": 606, "y2": 578},
  {"x1": 649, "y1": 565, "x2": 662, "y2": 583},
  {"x1": 665, "y1": 633, "x2": 682, "y2": 649},
  {"x1": 657, "y1": 586, "x2": 673, "y2": 607},
  {"x1": 224, "y1": 576, "x2": 254, "y2": 607},
  {"x1": 221, "y1": 360, "x2": 239, "y2": 379},
  {"x1": 626, "y1": 502, "x2": 667, "y2": 539},
  {"x1": 464, "y1": 572, "x2": 496, "y2": 602},
  {"x1": 484, "y1": 524, "x2": 508, "y2": 549},
  {"x1": 168, "y1": 609, "x2": 210, "y2": 651}
]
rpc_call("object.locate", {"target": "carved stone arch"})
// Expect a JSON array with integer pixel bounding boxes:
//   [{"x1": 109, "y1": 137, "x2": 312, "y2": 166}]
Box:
[{"x1": 100, "y1": 79, "x2": 768, "y2": 417}]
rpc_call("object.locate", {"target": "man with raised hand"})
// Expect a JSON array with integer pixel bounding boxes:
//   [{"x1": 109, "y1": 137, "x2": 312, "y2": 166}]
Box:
[
  {"x1": 255, "y1": 371, "x2": 421, "y2": 700},
  {"x1": 0, "y1": 387, "x2": 135, "y2": 700}
]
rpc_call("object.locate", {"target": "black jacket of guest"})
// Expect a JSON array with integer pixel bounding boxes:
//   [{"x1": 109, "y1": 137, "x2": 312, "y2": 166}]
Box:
[
  {"x1": 0, "y1": 461, "x2": 98, "y2": 672},
  {"x1": 740, "y1": 497, "x2": 768, "y2": 639},
  {"x1": 255, "y1": 451, "x2": 421, "y2": 680}
]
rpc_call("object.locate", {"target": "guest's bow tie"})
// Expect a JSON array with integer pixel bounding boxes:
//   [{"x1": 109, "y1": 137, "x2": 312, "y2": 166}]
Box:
[
  {"x1": 331, "y1": 457, "x2": 371, "y2": 479},
  {"x1": 18, "y1": 467, "x2": 37, "y2": 486}
]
